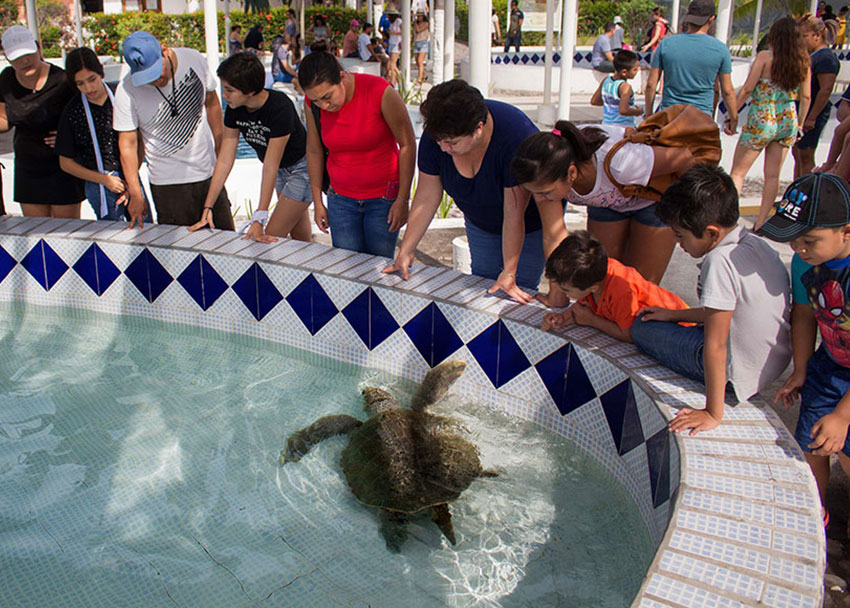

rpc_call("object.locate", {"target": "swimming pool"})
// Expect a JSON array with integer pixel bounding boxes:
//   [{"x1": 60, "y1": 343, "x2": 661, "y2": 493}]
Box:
[{"x1": 0, "y1": 216, "x2": 825, "y2": 607}]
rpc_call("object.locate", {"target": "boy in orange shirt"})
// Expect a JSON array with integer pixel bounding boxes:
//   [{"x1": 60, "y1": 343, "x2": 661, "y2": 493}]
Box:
[{"x1": 541, "y1": 231, "x2": 687, "y2": 342}]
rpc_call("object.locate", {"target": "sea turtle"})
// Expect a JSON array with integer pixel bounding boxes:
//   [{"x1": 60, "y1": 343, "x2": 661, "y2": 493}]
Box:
[{"x1": 281, "y1": 360, "x2": 496, "y2": 552}]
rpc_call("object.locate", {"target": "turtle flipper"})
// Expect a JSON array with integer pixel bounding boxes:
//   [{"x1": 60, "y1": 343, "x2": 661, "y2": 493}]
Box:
[
  {"x1": 281, "y1": 415, "x2": 362, "y2": 464},
  {"x1": 410, "y1": 360, "x2": 467, "y2": 412},
  {"x1": 431, "y1": 504, "x2": 456, "y2": 545},
  {"x1": 378, "y1": 510, "x2": 408, "y2": 553}
]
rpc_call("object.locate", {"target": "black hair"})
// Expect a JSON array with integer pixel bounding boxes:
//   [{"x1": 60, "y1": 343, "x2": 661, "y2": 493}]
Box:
[
  {"x1": 544, "y1": 231, "x2": 608, "y2": 290},
  {"x1": 298, "y1": 47, "x2": 344, "y2": 89},
  {"x1": 217, "y1": 51, "x2": 265, "y2": 95},
  {"x1": 604, "y1": 21, "x2": 616, "y2": 33},
  {"x1": 420, "y1": 79, "x2": 488, "y2": 140},
  {"x1": 511, "y1": 120, "x2": 608, "y2": 186},
  {"x1": 314, "y1": 15, "x2": 327, "y2": 26},
  {"x1": 287, "y1": 8, "x2": 296, "y2": 18},
  {"x1": 65, "y1": 46, "x2": 103, "y2": 83},
  {"x1": 613, "y1": 49, "x2": 639, "y2": 72},
  {"x1": 231, "y1": 24, "x2": 241, "y2": 32},
  {"x1": 364, "y1": 22, "x2": 373, "y2": 30},
  {"x1": 655, "y1": 165, "x2": 739, "y2": 236}
]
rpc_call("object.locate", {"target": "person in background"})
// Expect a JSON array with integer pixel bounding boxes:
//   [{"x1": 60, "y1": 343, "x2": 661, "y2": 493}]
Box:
[
  {"x1": 541, "y1": 231, "x2": 688, "y2": 343},
  {"x1": 56, "y1": 47, "x2": 152, "y2": 222},
  {"x1": 491, "y1": 9, "x2": 502, "y2": 46},
  {"x1": 758, "y1": 173, "x2": 850, "y2": 530},
  {"x1": 836, "y1": 6, "x2": 848, "y2": 49},
  {"x1": 343, "y1": 20, "x2": 361, "y2": 58},
  {"x1": 644, "y1": 0, "x2": 737, "y2": 127},
  {"x1": 729, "y1": 17, "x2": 811, "y2": 230},
  {"x1": 229, "y1": 25, "x2": 243, "y2": 55},
  {"x1": 285, "y1": 9, "x2": 299, "y2": 40},
  {"x1": 640, "y1": 7, "x2": 669, "y2": 53},
  {"x1": 270, "y1": 35, "x2": 289, "y2": 83},
  {"x1": 244, "y1": 22, "x2": 264, "y2": 53},
  {"x1": 308, "y1": 15, "x2": 332, "y2": 46},
  {"x1": 383, "y1": 80, "x2": 565, "y2": 306},
  {"x1": 191, "y1": 53, "x2": 311, "y2": 242},
  {"x1": 300, "y1": 49, "x2": 415, "y2": 257},
  {"x1": 793, "y1": 14, "x2": 839, "y2": 178},
  {"x1": 611, "y1": 16, "x2": 626, "y2": 51},
  {"x1": 591, "y1": 50, "x2": 643, "y2": 127},
  {"x1": 818, "y1": 0, "x2": 828, "y2": 17},
  {"x1": 0, "y1": 25, "x2": 83, "y2": 218},
  {"x1": 504, "y1": 0, "x2": 524, "y2": 53},
  {"x1": 591, "y1": 22, "x2": 617, "y2": 73},
  {"x1": 113, "y1": 31, "x2": 233, "y2": 229},
  {"x1": 387, "y1": 12, "x2": 403, "y2": 87},
  {"x1": 413, "y1": 13, "x2": 430, "y2": 85},
  {"x1": 359, "y1": 23, "x2": 389, "y2": 77},
  {"x1": 632, "y1": 165, "x2": 791, "y2": 436}
]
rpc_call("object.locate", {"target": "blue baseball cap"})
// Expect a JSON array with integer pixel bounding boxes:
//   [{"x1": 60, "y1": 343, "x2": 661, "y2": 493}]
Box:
[
  {"x1": 123, "y1": 31, "x2": 163, "y2": 87},
  {"x1": 758, "y1": 173, "x2": 850, "y2": 242}
]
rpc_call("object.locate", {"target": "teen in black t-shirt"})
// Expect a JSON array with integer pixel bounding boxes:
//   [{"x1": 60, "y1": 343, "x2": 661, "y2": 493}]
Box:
[{"x1": 190, "y1": 52, "x2": 311, "y2": 242}]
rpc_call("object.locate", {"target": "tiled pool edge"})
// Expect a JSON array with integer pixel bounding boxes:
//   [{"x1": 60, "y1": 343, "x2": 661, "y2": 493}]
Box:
[{"x1": 0, "y1": 216, "x2": 824, "y2": 608}]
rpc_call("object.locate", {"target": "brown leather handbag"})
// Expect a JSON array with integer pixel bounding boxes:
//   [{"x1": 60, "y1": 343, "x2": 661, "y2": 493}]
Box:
[{"x1": 602, "y1": 104, "x2": 721, "y2": 201}]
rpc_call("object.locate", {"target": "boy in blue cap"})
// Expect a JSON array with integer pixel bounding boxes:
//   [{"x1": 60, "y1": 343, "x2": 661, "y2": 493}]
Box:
[
  {"x1": 759, "y1": 173, "x2": 850, "y2": 526},
  {"x1": 113, "y1": 31, "x2": 233, "y2": 230}
]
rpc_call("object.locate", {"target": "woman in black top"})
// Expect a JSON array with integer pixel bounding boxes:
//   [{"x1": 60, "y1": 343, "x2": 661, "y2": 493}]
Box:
[{"x1": 0, "y1": 26, "x2": 83, "y2": 217}]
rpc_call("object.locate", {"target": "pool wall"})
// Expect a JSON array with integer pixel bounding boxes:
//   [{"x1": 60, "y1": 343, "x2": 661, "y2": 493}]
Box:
[{"x1": 0, "y1": 216, "x2": 824, "y2": 607}]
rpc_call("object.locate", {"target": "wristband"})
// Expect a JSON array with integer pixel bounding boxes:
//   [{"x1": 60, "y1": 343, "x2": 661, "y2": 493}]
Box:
[{"x1": 238, "y1": 209, "x2": 270, "y2": 235}]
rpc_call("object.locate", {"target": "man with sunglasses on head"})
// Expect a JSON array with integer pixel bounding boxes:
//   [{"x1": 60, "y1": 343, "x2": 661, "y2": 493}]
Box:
[{"x1": 113, "y1": 31, "x2": 234, "y2": 229}]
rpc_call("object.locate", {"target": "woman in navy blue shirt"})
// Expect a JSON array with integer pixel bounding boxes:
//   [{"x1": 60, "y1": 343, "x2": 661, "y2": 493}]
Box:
[{"x1": 383, "y1": 80, "x2": 568, "y2": 305}]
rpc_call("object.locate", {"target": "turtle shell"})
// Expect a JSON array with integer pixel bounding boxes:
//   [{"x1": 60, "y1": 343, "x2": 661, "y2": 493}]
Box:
[{"x1": 340, "y1": 408, "x2": 483, "y2": 514}]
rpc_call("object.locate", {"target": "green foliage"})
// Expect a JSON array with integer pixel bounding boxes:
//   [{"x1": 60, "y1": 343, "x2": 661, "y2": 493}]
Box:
[
  {"x1": 40, "y1": 25, "x2": 62, "y2": 58},
  {"x1": 36, "y1": 0, "x2": 67, "y2": 32},
  {"x1": 0, "y1": 0, "x2": 20, "y2": 29},
  {"x1": 577, "y1": 0, "x2": 620, "y2": 37},
  {"x1": 620, "y1": 0, "x2": 658, "y2": 47}
]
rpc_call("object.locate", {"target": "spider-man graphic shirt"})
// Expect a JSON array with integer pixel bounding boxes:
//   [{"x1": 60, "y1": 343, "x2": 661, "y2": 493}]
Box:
[{"x1": 792, "y1": 253, "x2": 850, "y2": 368}]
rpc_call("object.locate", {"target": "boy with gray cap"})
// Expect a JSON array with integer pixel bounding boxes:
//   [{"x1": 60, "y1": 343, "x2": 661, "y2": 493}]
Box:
[
  {"x1": 113, "y1": 31, "x2": 233, "y2": 229},
  {"x1": 759, "y1": 173, "x2": 850, "y2": 527}
]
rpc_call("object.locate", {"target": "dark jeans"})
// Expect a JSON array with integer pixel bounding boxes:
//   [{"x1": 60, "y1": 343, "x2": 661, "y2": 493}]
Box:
[
  {"x1": 149, "y1": 177, "x2": 234, "y2": 229},
  {"x1": 504, "y1": 34, "x2": 521, "y2": 52},
  {"x1": 631, "y1": 319, "x2": 705, "y2": 383},
  {"x1": 593, "y1": 61, "x2": 615, "y2": 73}
]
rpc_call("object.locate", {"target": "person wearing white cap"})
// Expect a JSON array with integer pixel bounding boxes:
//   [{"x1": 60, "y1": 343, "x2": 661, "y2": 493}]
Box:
[
  {"x1": 112, "y1": 31, "x2": 233, "y2": 230},
  {"x1": 0, "y1": 25, "x2": 84, "y2": 217},
  {"x1": 612, "y1": 16, "x2": 626, "y2": 51}
]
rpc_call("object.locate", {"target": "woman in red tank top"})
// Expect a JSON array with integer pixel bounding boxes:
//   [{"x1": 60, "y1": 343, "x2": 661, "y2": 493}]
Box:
[{"x1": 300, "y1": 49, "x2": 416, "y2": 258}]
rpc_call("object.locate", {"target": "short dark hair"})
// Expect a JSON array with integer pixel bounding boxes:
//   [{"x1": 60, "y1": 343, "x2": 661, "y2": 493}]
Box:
[
  {"x1": 604, "y1": 21, "x2": 616, "y2": 33},
  {"x1": 613, "y1": 49, "x2": 639, "y2": 72},
  {"x1": 65, "y1": 47, "x2": 104, "y2": 83},
  {"x1": 231, "y1": 25, "x2": 241, "y2": 32},
  {"x1": 217, "y1": 51, "x2": 265, "y2": 95},
  {"x1": 544, "y1": 231, "x2": 608, "y2": 290},
  {"x1": 298, "y1": 48, "x2": 344, "y2": 89},
  {"x1": 420, "y1": 79, "x2": 488, "y2": 140},
  {"x1": 655, "y1": 165, "x2": 739, "y2": 236}
]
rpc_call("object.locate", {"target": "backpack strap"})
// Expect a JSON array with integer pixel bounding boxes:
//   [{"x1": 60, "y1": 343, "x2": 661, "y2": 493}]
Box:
[{"x1": 602, "y1": 137, "x2": 632, "y2": 197}]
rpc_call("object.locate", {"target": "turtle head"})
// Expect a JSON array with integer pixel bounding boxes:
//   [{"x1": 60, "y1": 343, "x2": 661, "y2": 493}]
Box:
[{"x1": 362, "y1": 386, "x2": 401, "y2": 415}]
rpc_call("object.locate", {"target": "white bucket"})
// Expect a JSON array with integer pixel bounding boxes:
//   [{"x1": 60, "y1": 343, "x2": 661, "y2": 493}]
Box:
[{"x1": 452, "y1": 236, "x2": 471, "y2": 275}]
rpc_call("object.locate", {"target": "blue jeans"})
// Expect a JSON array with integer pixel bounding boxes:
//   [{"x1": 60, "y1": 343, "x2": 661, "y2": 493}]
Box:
[
  {"x1": 631, "y1": 318, "x2": 705, "y2": 383},
  {"x1": 504, "y1": 35, "x2": 521, "y2": 52},
  {"x1": 464, "y1": 219, "x2": 544, "y2": 290},
  {"x1": 326, "y1": 190, "x2": 399, "y2": 258},
  {"x1": 273, "y1": 71, "x2": 294, "y2": 83},
  {"x1": 84, "y1": 173, "x2": 153, "y2": 222}
]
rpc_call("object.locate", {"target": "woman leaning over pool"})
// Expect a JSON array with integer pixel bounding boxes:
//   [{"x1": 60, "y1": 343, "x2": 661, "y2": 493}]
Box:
[{"x1": 384, "y1": 80, "x2": 568, "y2": 306}]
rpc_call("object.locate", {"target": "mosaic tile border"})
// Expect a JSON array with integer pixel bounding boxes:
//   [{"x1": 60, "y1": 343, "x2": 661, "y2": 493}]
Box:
[{"x1": 0, "y1": 217, "x2": 824, "y2": 608}]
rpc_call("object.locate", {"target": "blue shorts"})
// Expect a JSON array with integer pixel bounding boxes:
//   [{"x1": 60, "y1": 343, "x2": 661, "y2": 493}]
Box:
[
  {"x1": 796, "y1": 109, "x2": 831, "y2": 150},
  {"x1": 794, "y1": 347, "x2": 850, "y2": 457},
  {"x1": 275, "y1": 157, "x2": 312, "y2": 203},
  {"x1": 413, "y1": 40, "x2": 430, "y2": 54},
  {"x1": 586, "y1": 203, "x2": 667, "y2": 227}
]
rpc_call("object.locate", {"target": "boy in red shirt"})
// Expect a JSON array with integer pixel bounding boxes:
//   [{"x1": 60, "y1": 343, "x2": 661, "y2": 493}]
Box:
[{"x1": 541, "y1": 231, "x2": 687, "y2": 342}]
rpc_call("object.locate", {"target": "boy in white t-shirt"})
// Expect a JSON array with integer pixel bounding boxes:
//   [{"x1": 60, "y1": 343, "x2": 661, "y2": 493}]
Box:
[
  {"x1": 631, "y1": 165, "x2": 792, "y2": 435},
  {"x1": 113, "y1": 31, "x2": 233, "y2": 229}
]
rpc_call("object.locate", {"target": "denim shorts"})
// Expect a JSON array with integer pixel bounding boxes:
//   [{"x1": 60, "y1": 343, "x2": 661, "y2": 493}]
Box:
[
  {"x1": 587, "y1": 203, "x2": 667, "y2": 227},
  {"x1": 795, "y1": 346, "x2": 850, "y2": 457},
  {"x1": 275, "y1": 157, "x2": 312, "y2": 203},
  {"x1": 413, "y1": 40, "x2": 430, "y2": 54},
  {"x1": 796, "y1": 109, "x2": 831, "y2": 150}
]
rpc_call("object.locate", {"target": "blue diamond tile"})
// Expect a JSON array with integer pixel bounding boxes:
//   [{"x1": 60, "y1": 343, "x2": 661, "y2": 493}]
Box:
[
  {"x1": 494, "y1": 56, "x2": 502, "y2": 64},
  {"x1": 511, "y1": 55, "x2": 519, "y2": 64},
  {"x1": 232, "y1": 262, "x2": 283, "y2": 321},
  {"x1": 467, "y1": 320, "x2": 530, "y2": 389},
  {"x1": 124, "y1": 248, "x2": 172, "y2": 303},
  {"x1": 0, "y1": 244, "x2": 16, "y2": 284},
  {"x1": 177, "y1": 254, "x2": 229, "y2": 311},
  {"x1": 530, "y1": 53, "x2": 540, "y2": 63},
  {"x1": 520, "y1": 54, "x2": 529, "y2": 64},
  {"x1": 285, "y1": 273, "x2": 337, "y2": 334},
  {"x1": 553, "y1": 52, "x2": 560, "y2": 63},
  {"x1": 403, "y1": 302, "x2": 463, "y2": 367},
  {"x1": 573, "y1": 52, "x2": 583, "y2": 62},
  {"x1": 342, "y1": 287, "x2": 399, "y2": 350},
  {"x1": 600, "y1": 380, "x2": 645, "y2": 456},
  {"x1": 72, "y1": 243, "x2": 120, "y2": 296},
  {"x1": 646, "y1": 427, "x2": 671, "y2": 508},
  {"x1": 20, "y1": 239, "x2": 68, "y2": 291},
  {"x1": 535, "y1": 344, "x2": 597, "y2": 415}
]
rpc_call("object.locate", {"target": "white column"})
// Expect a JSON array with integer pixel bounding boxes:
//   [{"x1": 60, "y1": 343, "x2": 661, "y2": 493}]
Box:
[
  {"x1": 670, "y1": 0, "x2": 680, "y2": 33},
  {"x1": 443, "y1": 0, "x2": 455, "y2": 81},
  {"x1": 557, "y1": 0, "x2": 577, "y2": 120},
  {"x1": 224, "y1": 0, "x2": 231, "y2": 56},
  {"x1": 543, "y1": 0, "x2": 554, "y2": 105},
  {"x1": 714, "y1": 0, "x2": 732, "y2": 44},
  {"x1": 432, "y1": 1, "x2": 445, "y2": 84},
  {"x1": 402, "y1": 0, "x2": 412, "y2": 88},
  {"x1": 751, "y1": 0, "x2": 763, "y2": 62},
  {"x1": 810, "y1": 0, "x2": 819, "y2": 15},
  {"x1": 25, "y1": 0, "x2": 39, "y2": 43},
  {"x1": 468, "y1": 0, "x2": 490, "y2": 94},
  {"x1": 74, "y1": 0, "x2": 83, "y2": 47},
  {"x1": 346, "y1": 0, "x2": 357, "y2": 9},
  {"x1": 300, "y1": 0, "x2": 306, "y2": 44},
  {"x1": 204, "y1": 0, "x2": 220, "y2": 76},
  {"x1": 367, "y1": 0, "x2": 373, "y2": 28}
]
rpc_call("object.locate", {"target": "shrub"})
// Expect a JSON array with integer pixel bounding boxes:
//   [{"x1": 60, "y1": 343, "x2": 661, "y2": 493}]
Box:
[{"x1": 0, "y1": 0, "x2": 19, "y2": 29}]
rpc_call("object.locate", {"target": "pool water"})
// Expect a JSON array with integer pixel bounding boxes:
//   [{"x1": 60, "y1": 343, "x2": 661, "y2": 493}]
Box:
[{"x1": 0, "y1": 304, "x2": 654, "y2": 607}]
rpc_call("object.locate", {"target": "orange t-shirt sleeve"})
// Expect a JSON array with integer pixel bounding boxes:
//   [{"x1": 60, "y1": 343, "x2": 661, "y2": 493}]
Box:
[{"x1": 597, "y1": 259, "x2": 688, "y2": 330}]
